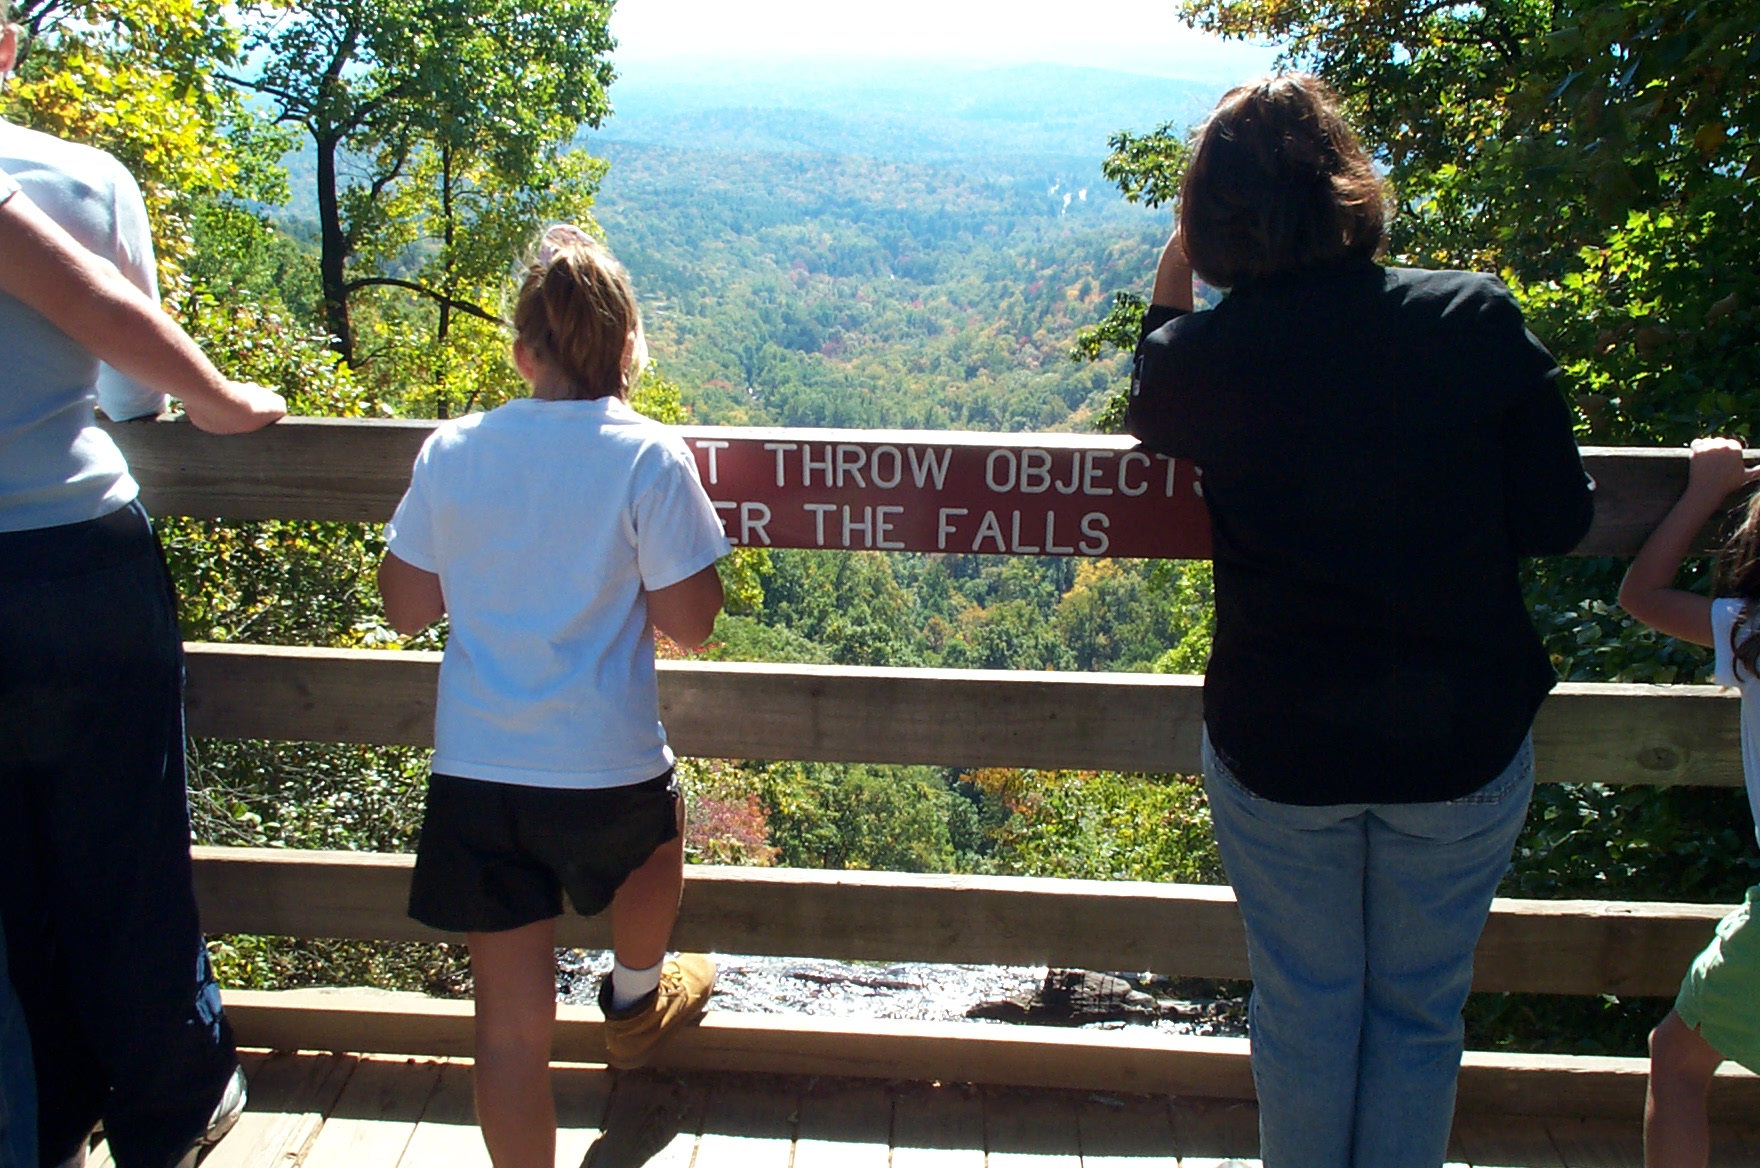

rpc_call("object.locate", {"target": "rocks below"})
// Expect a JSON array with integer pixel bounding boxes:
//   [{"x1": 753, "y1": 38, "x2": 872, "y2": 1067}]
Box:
[{"x1": 557, "y1": 951, "x2": 1247, "y2": 1037}]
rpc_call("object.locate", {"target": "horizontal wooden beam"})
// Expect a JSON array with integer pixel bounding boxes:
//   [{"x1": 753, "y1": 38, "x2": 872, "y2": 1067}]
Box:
[
  {"x1": 192, "y1": 847, "x2": 1731, "y2": 997},
  {"x1": 105, "y1": 418, "x2": 1723, "y2": 557},
  {"x1": 220, "y1": 988, "x2": 1760, "y2": 1119},
  {"x1": 183, "y1": 643, "x2": 1744, "y2": 788}
]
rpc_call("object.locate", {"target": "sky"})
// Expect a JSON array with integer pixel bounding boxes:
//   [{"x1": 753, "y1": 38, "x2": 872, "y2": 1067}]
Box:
[{"x1": 608, "y1": 0, "x2": 1280, "y2": 82}]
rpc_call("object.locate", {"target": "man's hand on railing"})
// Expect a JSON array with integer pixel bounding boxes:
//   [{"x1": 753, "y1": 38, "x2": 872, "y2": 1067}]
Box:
[{"x1": 179, "y1": 379, "x2": 288, "y2": 435}]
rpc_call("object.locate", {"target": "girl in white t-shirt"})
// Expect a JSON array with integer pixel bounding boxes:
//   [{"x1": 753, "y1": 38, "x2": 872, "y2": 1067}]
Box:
[
  {"x1": 1620, "y1": 436, "x2": 1760, "y2": 1168},
  {"x1": 379, "y1": 225, "x2": 729, "y2": 1168}
]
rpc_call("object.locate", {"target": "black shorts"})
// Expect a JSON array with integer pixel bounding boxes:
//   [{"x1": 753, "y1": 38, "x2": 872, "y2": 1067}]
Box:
[{"x1": 408, "y1": 769, "x2": 680, "y2": 934}]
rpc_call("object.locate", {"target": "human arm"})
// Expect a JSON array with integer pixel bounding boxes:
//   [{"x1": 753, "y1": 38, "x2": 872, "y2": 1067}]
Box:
[
  {"x1": 1491, "y1": 285, "x2": 1594, "y2": 554},
  {"x1": 1124, "y1": 226, "x2": 1201, "y2": 456},
  {"x1": 0, "y1": 181, "x2": 285, "y2": 433},
  {"x1": 377, "y1": 552, "x2": 446, "y2": 635},
  {"x1": 1151, "y1": 227, "x2": 1195, "y2": 313},
  {"x1": 1618, "y1": 438, "x2": 1760, "y2": 646},
  {"x1": 647, "y1": 564, "x2": 724, "y2": 647}
]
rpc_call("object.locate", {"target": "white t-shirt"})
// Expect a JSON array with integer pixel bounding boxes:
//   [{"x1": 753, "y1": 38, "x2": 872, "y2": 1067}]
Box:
[
  {"x1": 386, "y1": 396, "x2": 730, "y2": 789},
  {"x1": 0, "y1": 121, "x2": 166, "y2": 532},
  {"x1": 1710, "y1": 597, "x2": 1760, "y2": 846}
]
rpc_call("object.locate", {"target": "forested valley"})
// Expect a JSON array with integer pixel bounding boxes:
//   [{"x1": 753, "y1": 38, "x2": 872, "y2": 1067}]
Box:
[{"x1": 6, "y1": 0, "x2": 1759, "y2": 1054}]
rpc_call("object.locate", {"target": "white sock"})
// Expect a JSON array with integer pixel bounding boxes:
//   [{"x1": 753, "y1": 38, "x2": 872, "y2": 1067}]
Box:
[{"x1": 611, "y1": 958, "x2": 664, "y2": 1011}]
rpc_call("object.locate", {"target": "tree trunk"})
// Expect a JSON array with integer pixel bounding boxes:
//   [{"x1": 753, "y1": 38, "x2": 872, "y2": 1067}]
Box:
[{"x1": 315, "y1": 134, "x2": 354, "y2": 363}]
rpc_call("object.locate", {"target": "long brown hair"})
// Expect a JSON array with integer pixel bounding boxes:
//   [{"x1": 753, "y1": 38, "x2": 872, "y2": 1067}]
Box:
[
  {"x1": 513, "y1": 224, "x2": 644, "y2": 400},
  {"x1": 1718, "y1": 490, "x2": 1760, "y2": 678},
  {"x1": 1177, "y1": 74, "x2": 1387, "y2": 290}
]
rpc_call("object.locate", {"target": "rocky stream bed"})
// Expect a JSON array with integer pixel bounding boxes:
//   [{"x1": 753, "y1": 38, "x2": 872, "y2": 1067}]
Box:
[{"x1": 557, "y1": 950, "x2": 1248, "y2": 1036}]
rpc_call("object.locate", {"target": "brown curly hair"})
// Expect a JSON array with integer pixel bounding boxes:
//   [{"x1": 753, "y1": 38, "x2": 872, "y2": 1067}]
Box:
[
  {"x1": 513, "y1": 224, "x2": 644, "y2": 401},
  {"x1": 1177, "y1": 74, "x2": 1388, "y2": 290}
]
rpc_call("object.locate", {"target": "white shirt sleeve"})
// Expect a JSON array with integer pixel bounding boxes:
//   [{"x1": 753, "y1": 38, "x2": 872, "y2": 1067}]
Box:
[
  {"x1": 0, "y1": 169, "x2": 18, "y2": 204},
  {"x1": 633, "y1": 440, "x2": 732, "y2": 591},
  {"x1": 386, "y1": 442, "x2": 440, "y2": 573},
  {"x1": 1711, "y1": 598, "x2": 1747, "y2": 687},
  {"x1": 94, "y1": 161, "x2": 170, "y2": 422}
]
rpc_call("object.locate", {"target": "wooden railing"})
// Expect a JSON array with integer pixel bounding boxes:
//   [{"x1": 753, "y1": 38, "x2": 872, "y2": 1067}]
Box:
[{"x1": 109, "y1": 418, "x2": 1760, "y2": 1114}]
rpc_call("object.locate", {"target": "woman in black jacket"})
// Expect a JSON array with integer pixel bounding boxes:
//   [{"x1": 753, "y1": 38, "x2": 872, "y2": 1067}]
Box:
[{"x1": 1126, "y1": 75, "x2": 1592, "y2": 1168}]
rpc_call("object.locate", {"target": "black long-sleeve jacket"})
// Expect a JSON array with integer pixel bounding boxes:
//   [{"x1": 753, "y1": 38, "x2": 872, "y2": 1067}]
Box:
[{"x1": 1128, "y1": 260, "x2": 1594, "y2": 804}]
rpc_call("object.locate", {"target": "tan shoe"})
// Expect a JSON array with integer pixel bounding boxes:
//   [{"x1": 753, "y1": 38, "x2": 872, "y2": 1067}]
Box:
[{"x1": 598, "y1": 954, "x2": 716, "y2": 1069}]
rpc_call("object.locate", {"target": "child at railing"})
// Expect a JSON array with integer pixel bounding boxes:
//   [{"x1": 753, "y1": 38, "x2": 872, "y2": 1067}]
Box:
[
  {"x1": 377, "y1": 224, "x2": 729, "y2": 1168},
  {"x1": 1619, "y1": 437, "x2": 1760, "y2": 1167}
]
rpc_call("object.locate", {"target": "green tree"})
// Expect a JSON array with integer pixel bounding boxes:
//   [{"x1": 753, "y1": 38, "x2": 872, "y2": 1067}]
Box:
[{"x1": 230, "y1": 0, "x2": 615, "y2": 363}]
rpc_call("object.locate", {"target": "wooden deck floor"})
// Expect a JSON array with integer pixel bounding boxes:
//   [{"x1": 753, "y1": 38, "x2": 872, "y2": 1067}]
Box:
[{"x1": 79, "y1": 1050, "x2": 1760, "y2": 1168}]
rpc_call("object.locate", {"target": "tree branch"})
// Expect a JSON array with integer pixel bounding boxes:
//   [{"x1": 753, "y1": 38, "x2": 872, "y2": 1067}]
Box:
[{"x1": 342, "y1": 278, "x2": 509, "y2": 326}]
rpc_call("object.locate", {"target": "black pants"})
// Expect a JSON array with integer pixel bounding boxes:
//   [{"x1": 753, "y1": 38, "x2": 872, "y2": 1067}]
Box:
[{"x1": 0, "y1": 503, "x2": 235, "y2": 1168}]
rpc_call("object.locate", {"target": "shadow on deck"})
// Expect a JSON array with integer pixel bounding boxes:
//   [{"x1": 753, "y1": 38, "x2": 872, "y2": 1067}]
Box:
[{"x1": 78, "y1": 1049, "x2": 1760, "y2": 1168}]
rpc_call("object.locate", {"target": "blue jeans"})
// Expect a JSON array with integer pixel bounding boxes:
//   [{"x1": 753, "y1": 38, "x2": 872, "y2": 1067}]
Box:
[
  {"x1": 1203, "y1": 732, "x2": 1533, "y2": 1168},
  {"x1": 0, "y1": 504, "x2": 236, "y2": 1168},
  {"x1": 1, "y1": 924, "x2": 36, "y2": 1168}
]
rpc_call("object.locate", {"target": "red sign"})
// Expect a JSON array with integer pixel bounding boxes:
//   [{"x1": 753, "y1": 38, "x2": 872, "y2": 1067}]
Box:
[{"x1": 677, "y1": 427, "x2": 1211, "y2": 559}]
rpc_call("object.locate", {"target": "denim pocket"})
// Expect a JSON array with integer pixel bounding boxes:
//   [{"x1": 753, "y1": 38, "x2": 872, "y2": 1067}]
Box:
[{"x1": 1202, "y1": 729, "x2": 1268, "y2": 803}]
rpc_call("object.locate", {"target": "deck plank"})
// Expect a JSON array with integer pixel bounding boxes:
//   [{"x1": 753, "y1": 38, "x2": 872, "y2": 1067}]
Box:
[
  {"x1": 579, "y1": 1070, "x2": 705, "y2": 1168},
  {"x1": 205, "y1": 1051, "x2": 357, "y2": 1168},
  {"x1": 298, "y1": 1056, "x2": 443, "y2": 1168},
  {"x1": 891, "y1": 1081, "x2": 986, "y2": 1168},
  {"x1": 396, "y1": 1062, "x2": 489, "y2": 1168},
  {"x1": 1168, "y1": 1097, "x2": 1260, "y2": 1168},
  {"x1": 791, "y1": 1079, "x2": 892, "y2": 1168},
  {"x1": 552, "y1": 1065, "x2": 616, "y2": 1168},
  {"x1": 692, "y1": 1074, "x2": 797, "y2": 1168},
  {"x1": 1452, "y1": 1115, "x2": 1566, "y2": 1168},
  {"x1": 1075, "y1": 1092, "x2": 1178, "y2": 1167},
  {"x1": 984, "y1": 1085, "x2": 1082, "y2": 1166}
]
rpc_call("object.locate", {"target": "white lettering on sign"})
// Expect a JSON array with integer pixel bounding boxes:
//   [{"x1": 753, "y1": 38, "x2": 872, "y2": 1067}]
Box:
[
  {"x1": 1044, "y1": 512, "x2": 1075, "y2": 554},
  {"x1": 910, "y1": 447, "x2": 952, "y2": 489},
  {"x1": 764, "y1": 442, "x2": 798, "y2": 486},
  {"x1": 843, "y1": 505, "x2": 872, "y2": 548},
  {"x1": 871, "y1": 445, "x2": 903, "y2": 489},
  {"x1": 985, "y1": 449, "x2": 1017, "y2": 493},
  {"x1": 1159, "y1": 454, "x2": 1177, "y2": 497},
  {"x1": 1083, "y1": 451, "x2": 1115, "y2": 496},
  {"x1": 694, "y1": 440, "x2": 729, "y2": 485},
  {"x1": 804, "y1": 502, "x2": 837, "y2": 545},
  {"x1": 836, "y1": 444, "x2": 868, "y2": 489},
  {"x1": 1119, "y1": 451, "x2": 1150, "y2": 496},
  {"x1": 972, "y1": 510, "x2": 1006, "y2": 552},
  {"x1": 803, "y1": 445, "x2": 833, "y2": 487},
  {"x1": 938, "y1": 508, "x2": 968, "y2": 550},
  {"x1": 1009, "y1": 511, "x2": 1040, "y2": 553},
  {"x1": 1079, "y1": 512, "x2": 1110, "y2": 555},
  {"x1": 876, "y1": 505, "x2": 905, "y2": 549},
  {"x1": 712, "y1": 500, "x2": 736, "y2": 538},
  {"x1": 741, "y1": 502, "x2": 772, "y2": 546},
  {"x1": 1055, "y1": 451, "x2": 1081, "y2": 495},
  {"x1": 1021, "y1": 449, "x2": 1051, "y2": 494}
]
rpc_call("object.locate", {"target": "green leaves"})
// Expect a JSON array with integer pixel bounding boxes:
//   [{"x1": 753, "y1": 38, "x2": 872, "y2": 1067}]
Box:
[
  {"x1": 233, "y1": 0, "x2": 617, "y2": 364},
  {"x1": 1100, "y1": 123, "x2": 1190, "y2": 209}
]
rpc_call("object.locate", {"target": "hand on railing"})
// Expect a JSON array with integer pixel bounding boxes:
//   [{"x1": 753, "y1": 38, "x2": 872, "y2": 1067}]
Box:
[{"x1": 180, "y1": 379, "x2": 288, "y2": 434}]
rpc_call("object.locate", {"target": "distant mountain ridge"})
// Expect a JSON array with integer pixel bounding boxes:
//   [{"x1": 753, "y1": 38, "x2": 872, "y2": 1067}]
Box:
[{"x1": 586, "y1": 58, "x2": 1222, "y2": 162}]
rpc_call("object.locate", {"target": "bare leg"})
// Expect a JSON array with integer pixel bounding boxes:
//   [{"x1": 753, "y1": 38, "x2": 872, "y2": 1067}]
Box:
[
  {"x1": 1646, "y1": 1010, "x2": 1725, "y2": 1168},
  {"x1": 610, "y1": 803, "x2": 686, "y2": 970},
  {"x1": 469, "y1": 920, "x2": 558, "y2": 1168}
]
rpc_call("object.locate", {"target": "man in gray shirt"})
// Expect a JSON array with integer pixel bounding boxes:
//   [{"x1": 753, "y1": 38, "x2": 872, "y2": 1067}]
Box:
[{"x1": 0, "y1": 7, "x2": 283, "y2": 1165}]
